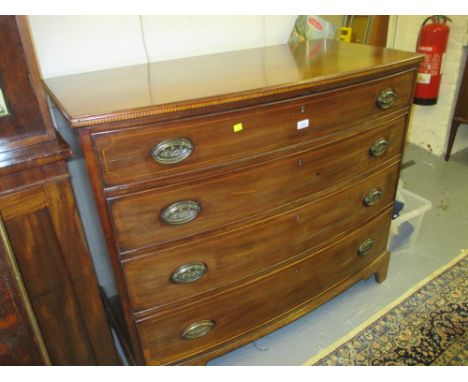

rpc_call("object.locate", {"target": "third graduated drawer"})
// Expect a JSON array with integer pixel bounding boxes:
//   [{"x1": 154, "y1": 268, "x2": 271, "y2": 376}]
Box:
[
  {"x1": 109, "y1": 115, "x2": 406, "y2": 253},
  {"x1": 134, "y1": 208, "x2": 393, "y2": 365},
  {"x1": 92, "y1": 69, "x2": 415, "y2": 188},
  {"x1": 123, "y1": 161, "x2": 399, "y2": 314}
]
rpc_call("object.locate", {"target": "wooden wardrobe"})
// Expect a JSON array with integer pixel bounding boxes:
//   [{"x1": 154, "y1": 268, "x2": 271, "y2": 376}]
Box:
[{"x1": 0, "y1": 16, "x2": 118, "y2": 365}]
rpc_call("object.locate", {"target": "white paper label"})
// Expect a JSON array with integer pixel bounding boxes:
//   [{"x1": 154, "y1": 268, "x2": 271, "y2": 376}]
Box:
[
  {"x1": 416, "y1": 72, "x2": 431, "y2": 85},
  {"x1": 297, "y1": 119, "x2": 310, "y2": 130}
]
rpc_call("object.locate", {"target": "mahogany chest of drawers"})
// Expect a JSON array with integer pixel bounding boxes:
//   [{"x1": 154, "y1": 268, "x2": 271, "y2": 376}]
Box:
[{"x1": 44, "y1": 40, "x2": 423, "y2": 365}]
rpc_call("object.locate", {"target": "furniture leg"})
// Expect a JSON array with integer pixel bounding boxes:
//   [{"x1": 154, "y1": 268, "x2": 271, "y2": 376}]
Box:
[{"x1": 445, "y1": 119, "x2": 461, "y2": 161}]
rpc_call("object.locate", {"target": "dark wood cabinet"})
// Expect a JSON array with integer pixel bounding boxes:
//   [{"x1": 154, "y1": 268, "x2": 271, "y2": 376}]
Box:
[
  {"x1": 0, "y1": 17, "x2": 55, "y2": 150},
  {"x1": 0, "y1": 16, "x2": 118, "y2": 365},
  {"x1": 445, "y1": 58, "x2": 468, "y2": 160},
  {"x1": 0, "y1": 216, "x2": 49, "y2": 365},
  {"x1": 44, "y1": 39, "x2": 423, "y2": 365}
]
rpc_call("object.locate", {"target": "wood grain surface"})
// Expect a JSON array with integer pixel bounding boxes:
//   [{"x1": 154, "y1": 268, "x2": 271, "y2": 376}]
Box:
[
  {"x1": 0, "y1": 16, "x2": 55, "y2": 152},
  {"x1": 124, "y1": 162, "x2": 399, "y2": 314},
  {"x1": 44, "y1": 41, "x2": 423, "y2": 128},
  {"x1": 0, "y1": 217, "x2": 48, "y2": 365},
  {"x1": 44, "y1": 40, "x2": 423, "y2": 365},
  {"x1": 137, "y1": 210, "x2": 393, "y2": 365},
  {"x1": 0, "y1": 16, "x2": 119, "y2": 365},
  {"x1": 110, "y1": 115, "x2": 406, "y2": 253},
  {"x1": 93, "y1": 70, "x2": 414, "y2": 189}
]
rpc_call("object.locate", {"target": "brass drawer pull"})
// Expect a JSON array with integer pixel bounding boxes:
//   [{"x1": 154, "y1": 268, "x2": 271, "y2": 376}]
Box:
[
  {"x1": 181, "y1": 320, "x2": 215, "y2": 340},
  {"x1": 370, "y1": 138, "x2": 390, "y2": 157},
  {"x1": 363, "y1": 187, "x2": 382, "y2": 206},
  {"x1": 376, "y1": 88, "x2": 397, "y2": 109},
  {"x1": 357, "y1": 238, "x2": 375, "y2": 256},
  {"x1": 170, "y1": 262, "x2": 207, "y2": 284},
  {"x1": 160, "y1": 200, "x2": 201, "y2": 225},
  {"x1": 151, "y1": 137, "x2": 194, "y2": 164}
]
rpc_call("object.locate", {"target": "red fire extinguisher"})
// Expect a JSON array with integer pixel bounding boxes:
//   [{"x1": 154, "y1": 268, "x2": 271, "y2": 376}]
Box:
[{"x1": 414, "y1": 15, "x2": 451, "y2": 106}]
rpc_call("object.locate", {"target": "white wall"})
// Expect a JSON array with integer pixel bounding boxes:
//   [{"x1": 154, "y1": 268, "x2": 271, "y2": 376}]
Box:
[
  {"x1": 28, "y1": 16, "x2": 148, "y2": 78},
  {"x1": 387, "y1": 16, "x2": 468, "y2": 156},
  {"x1": 28, "y1": 15, "x2": 296, "y2": 78}
]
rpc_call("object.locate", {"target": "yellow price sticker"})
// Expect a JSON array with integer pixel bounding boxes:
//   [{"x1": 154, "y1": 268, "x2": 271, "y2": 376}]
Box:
[{"x1": 233, "y1": 123, "x2": 243, "y2": 133}]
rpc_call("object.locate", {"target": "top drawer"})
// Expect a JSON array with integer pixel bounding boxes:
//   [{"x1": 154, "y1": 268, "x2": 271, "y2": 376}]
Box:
[{"x1": 92, "y1": 70, "x2": 415, "y2": 188}]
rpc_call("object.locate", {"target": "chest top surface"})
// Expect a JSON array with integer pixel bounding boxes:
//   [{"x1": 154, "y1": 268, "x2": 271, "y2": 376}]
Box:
[{"x1": 44, "y1": 40, "x2": 423, "y2": 128}]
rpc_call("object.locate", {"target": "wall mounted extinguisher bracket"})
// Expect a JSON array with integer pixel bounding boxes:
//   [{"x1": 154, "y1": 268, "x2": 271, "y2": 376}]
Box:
[{"x1": 414, "y1": 15, "x2": 452, "y2": 106}]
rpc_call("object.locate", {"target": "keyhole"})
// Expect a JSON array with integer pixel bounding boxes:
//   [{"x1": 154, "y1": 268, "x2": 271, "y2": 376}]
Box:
[
  {"x1": 298, "y1": 159, "x2": 304, "y2": 167},
  {"x1": 296, "y1": 213, "x2": 301, "y2": 222},
  {"x1": 300, "y1": 105, "x2": 306, "y2": 113}
]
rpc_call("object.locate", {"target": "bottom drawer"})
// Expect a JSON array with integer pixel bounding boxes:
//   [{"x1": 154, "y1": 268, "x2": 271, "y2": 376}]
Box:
[{"x1": 136, "y1": 208, "x2": 393, "y2": 365}]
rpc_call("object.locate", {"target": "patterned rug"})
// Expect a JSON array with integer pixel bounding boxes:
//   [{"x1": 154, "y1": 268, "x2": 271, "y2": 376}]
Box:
[{"x1": 304, "y1": 250, "x2": 468, "y2": 366}]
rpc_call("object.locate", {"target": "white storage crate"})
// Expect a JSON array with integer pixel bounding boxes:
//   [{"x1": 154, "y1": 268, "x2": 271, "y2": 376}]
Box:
[{"x1": 388, "y1": 182, "x2": 432, "y2": 252}]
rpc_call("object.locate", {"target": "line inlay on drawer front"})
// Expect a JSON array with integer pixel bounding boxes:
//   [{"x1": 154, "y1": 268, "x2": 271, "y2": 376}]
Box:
[
  {"x1": 122, "y1": 162, "x2": 400, "y2": 314},
  {"x1": 110, "y1": 115, "x2": 406, "y2": 253},
  {"x1": 93, "y1": 70, "x2": 414, "y2": 189},
  {"x1": 43, "y1": 42, "x2": 423, "y2": 365},
  {"x1": 135, "y1": 209, "x2": 393, "y2": 365}
]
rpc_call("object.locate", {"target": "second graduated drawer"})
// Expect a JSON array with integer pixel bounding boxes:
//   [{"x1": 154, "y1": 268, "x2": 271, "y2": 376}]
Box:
[
  {"x1": 93, "y1": 70, "x2": 415, "y2": 188},
  {"x1": 123, "y1": 162, "x2": 399, "y2": 313},
  {"x1": 109, "y1": 115, "x2": 406, "y2": 253}
]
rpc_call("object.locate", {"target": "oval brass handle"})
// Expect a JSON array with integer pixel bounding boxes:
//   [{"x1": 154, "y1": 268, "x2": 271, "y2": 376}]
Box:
[
  {"x1": 363, "y1": 187, "x2": 382, "y2": 207},
  {"x1": 150, "y1": 137, "x2": 194, "y2": 164},
  {"x1": 370, "y1": 138, "x2": 390, "y2": 157},
  {"x1": 160, "y1": 200, "x2": 201, "y2": 225},
  {"x1": 170, "y1": 262, "x2": 207, "y2": 284},
  {"x1": 376, "y1": 88, "x2": 397, "y2": 109},
  {"x1": 357, "y1": 238, "x2": 375, "y2": 256},
  {"x1": 181, "y1": 320, "x2": 215, "y2": 340}
]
